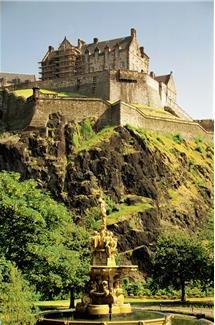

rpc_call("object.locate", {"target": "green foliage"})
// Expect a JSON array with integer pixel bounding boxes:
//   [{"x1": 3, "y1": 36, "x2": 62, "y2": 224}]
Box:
[
  {"x1": 70, "y1": 119, "x2": 116, "y2": 153},
  {"x1": 172, "y1": 133, "x2": 184, "y2": 144},
  {"x1": 0, "y1": 258, "x2": 37, "y2": 324},
  {"x1": 80, "y1": 118, "x2": 95, "y2": 140},
  {"x1": 151, "y1": 230, "x2": 213, "y2": 302},
  {"x1": 198, "y1": 209, "x2": 214, "y2": 248},
  {"x1": 123, "y1": 278, "x2": 151, "y2": 296},
  {"x1": 83, "y1": 206, "x2": 101, "y2": 230},
  {"x1": 0, "y1": 171, "x2": 90, "y2": 300},
  {"x1": 195, "y1": 145, "x2": 204, "y2": 153},
  {"x1": 106, "y1": 198, "x2": 152, "y2": 226}
]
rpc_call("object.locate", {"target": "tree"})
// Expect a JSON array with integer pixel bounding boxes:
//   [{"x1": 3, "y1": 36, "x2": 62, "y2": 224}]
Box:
[
  {"x1": 0, "y1": 258, "x2": 36, "y2": 324},
  {"x1": 151, "y1": 230, "x2": 213, "y2": 302},
  {"x1": 0, "y1": 171, "x2": 90, "y2": 299}
]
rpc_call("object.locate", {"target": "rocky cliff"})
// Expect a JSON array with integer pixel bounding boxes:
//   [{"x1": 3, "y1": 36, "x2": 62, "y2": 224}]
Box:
[{"x1": 0, "y1": 114, "x2": 213, "y2": 274}]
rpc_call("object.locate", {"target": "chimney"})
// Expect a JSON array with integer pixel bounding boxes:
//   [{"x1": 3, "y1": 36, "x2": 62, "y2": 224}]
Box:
[
  {"x1": 93, "y1": 37, "x2": 98, "y2": 44},
  {"x1": 140, "y1": 46, "x2": 144, "y2": 57},
  {"x1": 33, "y1": 87, "x2": 40, "y2": 100},
  {"x1": 78, "y1": 39, "x2": 85, "y2": 49},
  {"x1": 48, "y1": 46, "x2": 54, "y2": 52},
  {"x1": 150, "y1": 71, "x2": 155, "y2": 79},
  {"x1": 130, "y1": 28, "x2": 136, "y2": 38}
]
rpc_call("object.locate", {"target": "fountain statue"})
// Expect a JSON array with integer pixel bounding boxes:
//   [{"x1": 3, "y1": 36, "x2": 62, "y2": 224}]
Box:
[
  {"x1": 75, "y1": 196, "x2": 138, "y2": 316},
  {"x1": 37, "y1": 195, "x2": 172, "y2": 324}
]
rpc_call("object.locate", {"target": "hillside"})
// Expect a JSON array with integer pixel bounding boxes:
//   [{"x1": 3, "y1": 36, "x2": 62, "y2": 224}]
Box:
[{"x1": 0, "y1": 114, "x2": 213, "y2": 274}]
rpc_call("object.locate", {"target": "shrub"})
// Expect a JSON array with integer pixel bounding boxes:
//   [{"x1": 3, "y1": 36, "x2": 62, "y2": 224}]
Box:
[
  {"x1": 172, "y1": 133, "x2": 184, "y2": 144},
  {"x1": 195, "y1": 145, "x2": 204, "y2": 153}
]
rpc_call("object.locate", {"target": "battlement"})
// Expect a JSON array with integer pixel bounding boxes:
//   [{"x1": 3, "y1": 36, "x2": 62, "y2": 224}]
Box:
[{"x1": 0, "y1": 88, "x2": 212, "y2": 141}]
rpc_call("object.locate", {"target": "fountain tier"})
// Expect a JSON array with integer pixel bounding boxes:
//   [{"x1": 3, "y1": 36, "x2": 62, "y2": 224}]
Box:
[{"x1": 75, "y1": 197, "x2": 138, "y2": 316}]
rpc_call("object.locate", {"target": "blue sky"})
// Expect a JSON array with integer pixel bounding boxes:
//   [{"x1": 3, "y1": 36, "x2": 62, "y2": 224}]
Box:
[{"x1": 1, "y1": 1, "x2": 213, "y2": 119}]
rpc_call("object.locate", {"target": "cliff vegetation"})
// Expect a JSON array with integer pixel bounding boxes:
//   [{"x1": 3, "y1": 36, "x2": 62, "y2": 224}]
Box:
[{"x1": 0, "y1": 115, "x2": 213, "y2": 275}]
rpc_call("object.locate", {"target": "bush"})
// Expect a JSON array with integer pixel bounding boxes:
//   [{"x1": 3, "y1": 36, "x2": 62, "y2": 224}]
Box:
[
  {"x1": 0, "y1": 259, "x2": 37, "y2": 324},
  {"x1": 195, "y1": 145, "x2": 204, "y2": 153},
  {"x1": 172, "y1": 133, "x2": 184, "y2": 144}
]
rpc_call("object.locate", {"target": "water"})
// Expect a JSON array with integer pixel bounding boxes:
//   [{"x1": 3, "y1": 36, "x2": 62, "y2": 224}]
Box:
[
  {"x1": 54, "y1": 310, "x2": 164, "y2": 321},
  {"x1": 172, "y1": 317, "x2": 212, "y2": 325},
  {"x1": 43, "y1": 310, "x2": 213, "y2": 324}
]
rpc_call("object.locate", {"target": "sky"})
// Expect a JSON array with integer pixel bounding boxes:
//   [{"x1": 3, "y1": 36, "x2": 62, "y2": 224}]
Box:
[{"x1": 0, "y1": 1, "x2": 213, "y2": 119}]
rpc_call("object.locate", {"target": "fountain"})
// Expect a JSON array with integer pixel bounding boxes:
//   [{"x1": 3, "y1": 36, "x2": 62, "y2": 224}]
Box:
[{"x1": 37, "y1": 197, "x2": 171, "y2": 325}]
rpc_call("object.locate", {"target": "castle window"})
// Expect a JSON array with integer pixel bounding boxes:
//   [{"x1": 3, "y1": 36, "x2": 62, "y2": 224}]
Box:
[
  {"x1": 92, "y1": 76, "x2": 97, "y2": 94},
  {"x1": 77, "y1": 79, "x2": 81, "y2": 90}
]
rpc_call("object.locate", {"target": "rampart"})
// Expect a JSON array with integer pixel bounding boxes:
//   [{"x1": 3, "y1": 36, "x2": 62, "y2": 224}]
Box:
[
  {"x1": 3, "y1": 70, "x2": 170, "y2": 111},
  {"x1": 0, "y1": 88, "x2": 213, "y2": 141},
  {"x1": 119, "y1": 102, "x2": 213, "y2": 141},
  {"x1": 0, "y1": 89, "x2": 35, "y2": 130}
]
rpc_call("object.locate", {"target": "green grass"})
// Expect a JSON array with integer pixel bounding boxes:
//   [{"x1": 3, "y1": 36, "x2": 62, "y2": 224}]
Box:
[
  {"x1": 106, "y1": 198, "x2": 152, "y2": 226},
  {"x1": 74, "y1": 127, "x2": 117, "y2": 153},
  {"x1": 131, "y1": 104, "x2": 179, "y2": 119},
  {"x1": 35, "y1": 296, "x2": 214, "y2": 311},
  {"x1": 13, "y1": 88, "x2": 86, "y2": 98}
]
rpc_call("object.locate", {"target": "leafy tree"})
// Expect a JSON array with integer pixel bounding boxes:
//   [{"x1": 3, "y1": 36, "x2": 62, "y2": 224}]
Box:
[
  {"x1": 0, "y1": 258, "x2": 36, "y2": 324},
  {"x1": 151, "y1": 230, "x2": 213, "y2": 302},
  {"x1": 0, "y1": 171, "x2": 90, "y2": 299}
]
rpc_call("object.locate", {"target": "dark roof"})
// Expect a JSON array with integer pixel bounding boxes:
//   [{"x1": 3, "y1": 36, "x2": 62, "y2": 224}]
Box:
[
  {"x1": 82, "y1": 36, "x2": 132, "y2": 54},
  {"x1": 155, "y1": 74, "x2": 171, "y2": 85},
  {"x1": 0, "y1": 72, "x2": 36, "y2": 82}
]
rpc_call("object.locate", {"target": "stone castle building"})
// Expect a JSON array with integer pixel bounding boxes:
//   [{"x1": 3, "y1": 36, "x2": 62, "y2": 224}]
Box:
[
  {"x1": 2, "y1": 28, "x2": 212, "y2": 138},
  {"x1": 38, "y1": 28, "x2": 183, "y2": 118},
  {"x1": 39, "y1": 29, "x2": 149, "y2": 79}
]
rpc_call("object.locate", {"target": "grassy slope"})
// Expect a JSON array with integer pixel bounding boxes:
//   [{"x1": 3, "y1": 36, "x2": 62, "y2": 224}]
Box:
[
  {"x1": 106, "y1": 198, "x2": 152, "y2": 226},
  {"x1": 13, "y1": 88, "x2": 86, "y2": 98},
  {"x1": 131, "y1": 103, "x2": 179, "y2": 119}
]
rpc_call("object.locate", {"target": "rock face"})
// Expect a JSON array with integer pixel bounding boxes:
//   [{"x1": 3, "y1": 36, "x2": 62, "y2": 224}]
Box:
[{"x1": 0, "y1": 114, "x2": 213, "y2": 274}]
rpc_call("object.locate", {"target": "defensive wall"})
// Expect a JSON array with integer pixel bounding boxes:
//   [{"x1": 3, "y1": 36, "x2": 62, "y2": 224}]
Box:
[
  {"x1": 0, "y1": 88, "x2": 213, "y2": 141},
  {"x1": 4, "y1": 70, "x2": 164, "y2": 109},
  {"x1": 4, "y1": 70, "x2": 185, "y2": 118},
  {"x1": 119, "y1": 102, "x2": 213, "y2": 141}
]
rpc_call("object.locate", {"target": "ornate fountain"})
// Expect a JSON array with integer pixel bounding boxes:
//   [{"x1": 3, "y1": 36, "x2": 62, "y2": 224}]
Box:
[
  {"x1": 75, "y1": 197, "x2": 138, "y2": 316},
  {"x1": 37, "y1": 196, "x2": 171, "y2": 324}
]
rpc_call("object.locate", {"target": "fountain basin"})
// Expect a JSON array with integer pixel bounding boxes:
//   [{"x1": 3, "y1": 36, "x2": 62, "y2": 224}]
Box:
[{"x1": 37, "y1": 309, "x2": 171, "y2": 325}]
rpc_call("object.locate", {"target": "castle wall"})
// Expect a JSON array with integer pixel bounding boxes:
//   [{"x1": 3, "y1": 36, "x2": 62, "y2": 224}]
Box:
[
  {"x1": 0, "y1": 89, "x2": 35, "y2": 131},
  {"x1": 128, "y1": 37, "x2": 149, "y2": 73},
  {"x1": 109, "y1": 71, "x2": 162, "y2": 107},
  {"x1": 119, "y1": 102, "x2": 213, "y2": 141},
  {"x1": 85, "y1": 48, "x2": 129, "y2": 73},
  {"x1": 29, "y1": 95, "x2": 119, "y2": 131},
  {"x1": 5, "y1": 71, "x2": 111, "y2": 101},
  {"x1": 0, "y1": 88, "x2": 212, "y2": 141},
  {"x1": 4, "y1": 70, "x2": 165, "y2": 109}
]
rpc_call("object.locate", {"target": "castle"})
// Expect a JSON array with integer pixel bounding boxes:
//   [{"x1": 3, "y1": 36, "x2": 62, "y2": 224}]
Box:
[
  {"x1": 38, "y1": 28, "x2": 182, "y2": 117},
  {"x1": 0, "y1": 29, "x2": 213, "y2": 139}
]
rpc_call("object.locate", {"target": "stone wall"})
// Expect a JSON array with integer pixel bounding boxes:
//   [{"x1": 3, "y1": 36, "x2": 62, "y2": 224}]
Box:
[
  {"x1": 4, "y1": 70, "x2": 180, "y2": 114},
  {"x1": 194, "y1": 119, "x2": 214, "y2": 132},
  {"x1": 5, "y1": 71, "x2": 111, "y2": 101},
  {"x1": 128, "y1": 36, "x2": 149, "y2": 73},
  {"x1": 0, "y1": 89, "x2": 35, "y2": 131},
  {"x1": 0, "y1": 88, "x2": 213, "y2": 141},
  {"x1": 119, "y1": 102, "x2": 213, "y2": 141},
  {"x1": 110, "y1": 71, "x2": 161, "y2": 107},
  {"x1": 28, "y1": 92, "x2": 120, "y2": 131}
]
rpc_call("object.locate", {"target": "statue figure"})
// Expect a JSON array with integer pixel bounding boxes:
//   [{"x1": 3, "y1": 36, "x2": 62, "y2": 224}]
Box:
[
  {"x1": 105, "y1": 231, "x2": 117, "y2": 258},
  {"x1": 91, "y1": 231, "x2": 101, "y2": 250},
  {"x1": 113, "y1": 280, "x2": 124, "y2": 304},
  {"x1": 98, "y1": 197, "x2": 107, "y2": 229}
]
